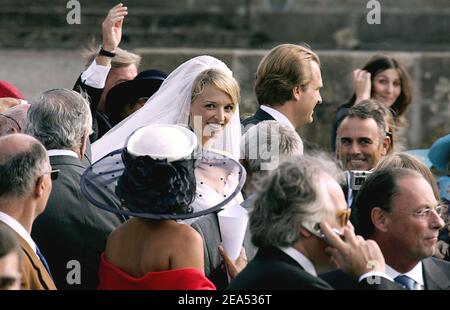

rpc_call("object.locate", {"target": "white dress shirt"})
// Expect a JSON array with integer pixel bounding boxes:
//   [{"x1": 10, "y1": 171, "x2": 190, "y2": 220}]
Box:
[
  {"x1": 80, "y1": 59, "x2": 111, "y2": 89},
  {"x1": 0, "y1": 211, "x2": 37, "y2": 254},
  {"x1": 386, "y1": 263, "x2": 424, "y2": 289},
  {"x1": 280, "y1": 245, "x2": 393, "y2": 285},
  {"x1": 279, "y1": 246, "x2": 317, "y2": 276},
  {"x1": 47, "y1": 149, "x2": 79, "y2": 158},
  {"x1": 260, "y1": 105, "x2": 296, "y2": 130}
]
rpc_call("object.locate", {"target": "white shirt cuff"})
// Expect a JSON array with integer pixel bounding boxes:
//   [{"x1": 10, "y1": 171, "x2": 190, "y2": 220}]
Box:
[
  {"x1": 358, "y1": 271, "x2": 393, "y2": 283},
  {"x1": 80, "y1": 59, "x2": 111, "y2": 88}
]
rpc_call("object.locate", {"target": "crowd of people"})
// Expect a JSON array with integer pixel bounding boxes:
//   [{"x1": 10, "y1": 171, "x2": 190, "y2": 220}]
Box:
[{"x1": 0, "y1": 3, "x2": 449, "y2": 290}]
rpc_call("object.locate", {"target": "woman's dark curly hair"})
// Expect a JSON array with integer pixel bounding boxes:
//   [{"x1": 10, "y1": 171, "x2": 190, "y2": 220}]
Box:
[{"x1": 115, "y1": 149, "x2": 196, "y2": 215}]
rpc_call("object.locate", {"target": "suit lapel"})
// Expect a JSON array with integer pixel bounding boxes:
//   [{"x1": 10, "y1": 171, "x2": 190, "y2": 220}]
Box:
[
  {"x1": 17, "y1": 234, "x2": 56, "y2": 290},
  {"x1": 422, "y1": 257, "x2": 450, "y2": 290}
]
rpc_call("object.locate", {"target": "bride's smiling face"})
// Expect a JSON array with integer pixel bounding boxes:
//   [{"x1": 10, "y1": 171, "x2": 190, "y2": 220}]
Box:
[{"x1": 189, "y1": 83, "x2": 236, "y2": 144}]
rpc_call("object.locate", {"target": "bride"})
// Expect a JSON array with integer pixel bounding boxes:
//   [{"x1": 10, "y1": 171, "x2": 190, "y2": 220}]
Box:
[{"x1": 92, "y1": 55, "x2": 244, "y2": 212}]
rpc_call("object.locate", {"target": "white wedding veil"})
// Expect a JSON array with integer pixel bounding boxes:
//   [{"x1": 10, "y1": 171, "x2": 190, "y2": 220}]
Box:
[{"x1": 91, "y1": 55, "x2": 241, "y2": 163}]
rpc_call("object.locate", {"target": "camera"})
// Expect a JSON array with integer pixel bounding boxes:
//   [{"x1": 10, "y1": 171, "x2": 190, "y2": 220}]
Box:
[{"x1": 350, "y1": 170, "x2": 372, "y2": 191}]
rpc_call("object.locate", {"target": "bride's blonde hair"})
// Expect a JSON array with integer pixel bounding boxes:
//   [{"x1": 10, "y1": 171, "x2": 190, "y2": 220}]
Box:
[{"x1": 191, "y1": 69, "x2": 240, "y2": 106}]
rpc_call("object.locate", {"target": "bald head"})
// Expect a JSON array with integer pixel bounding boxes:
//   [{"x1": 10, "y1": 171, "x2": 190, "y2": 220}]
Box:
[
  {"x1": 0, "y1": 133, "x2": 36, "y2": 161},
  {"x1": 0, "y1": 104, "x2": 30, "y2": 137},
  {"x1": 0, "y1": 134, "x2": 49, "y2": 201}
]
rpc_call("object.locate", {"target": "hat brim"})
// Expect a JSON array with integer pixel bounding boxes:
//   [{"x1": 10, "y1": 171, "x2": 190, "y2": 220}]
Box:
[
  {"x1": 80, "y1": 148, "x2": 246, "y2": 220},
  {"x1": 105, "y1": 78, "x2": 165, "y2": 125}
]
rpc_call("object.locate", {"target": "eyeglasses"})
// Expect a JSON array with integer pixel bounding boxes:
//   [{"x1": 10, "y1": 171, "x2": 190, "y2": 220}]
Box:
[
  {"x1": 388, "y1": 204, "x2": 444, "y2": 219},
  {"x1": 43, "y1": 169, "x2": 60, "y2": 180},
  {"x1": 337, "y1": 208, "x2": 352, "y2": 226},
  {"x1": 0, "y1": 113, "x2": 21, "y2": 131}
]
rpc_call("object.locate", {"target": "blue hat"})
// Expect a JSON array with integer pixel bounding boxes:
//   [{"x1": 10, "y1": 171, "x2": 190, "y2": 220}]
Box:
[{"x1": 429, "y1": 134, "x2": 450, "y2": 172}]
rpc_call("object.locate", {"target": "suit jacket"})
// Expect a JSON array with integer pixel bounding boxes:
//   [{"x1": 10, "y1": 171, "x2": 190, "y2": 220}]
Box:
[
  {"x1": 320, "y1": 257, "x2": 450, "y2": 290},
  {"x1": 31, "y1": 155, "x2": 125, "y2": 290},
  {"x1": 241, "y1": 107, "x2": 275, "y2": 132},
  {"x1": 228, "y1": 247, "x2": 402, "y2": 290},
  {"x1": 73, "y1": 75, "x2": 112, "y2": 142},
  {"x1": 17, "y1": 234, "x2": 56, "y2": 290},
  {"x1": 227, "y1": 247, "x2": 334, "y2": 290}
]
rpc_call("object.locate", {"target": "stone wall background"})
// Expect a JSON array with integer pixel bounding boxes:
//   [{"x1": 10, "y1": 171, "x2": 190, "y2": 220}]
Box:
[{"x1": 0, "y1": 0, "x2": 449, "y2": 151}]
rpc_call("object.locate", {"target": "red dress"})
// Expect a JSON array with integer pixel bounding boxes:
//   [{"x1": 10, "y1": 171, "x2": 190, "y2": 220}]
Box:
[{"x1": 98, "y1": 253, "x2": 216, "y2": 290}]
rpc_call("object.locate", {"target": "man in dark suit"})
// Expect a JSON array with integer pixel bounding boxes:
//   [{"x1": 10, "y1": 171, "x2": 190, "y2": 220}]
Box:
[
  {"x1": 0, "y1": 134, "x2": 56, "y2": 290},
  {"x1": 228, "y1": 154, "x2": 400, "y2": 290},
  {"x1": 26, "y1": 89, "x2": 124, "y2": 290},
  {"x1": 241, "y1": 44, "x2": 322, "y2": 134},
  {"x1": 321, "y1": 168, "x2": 450, "y2": 290}
]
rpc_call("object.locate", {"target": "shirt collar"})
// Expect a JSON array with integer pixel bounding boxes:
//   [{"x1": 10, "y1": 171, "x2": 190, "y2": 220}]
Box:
[
  {"x1": 279, "y1": 246, "x2": 317, "y2": 276},
  {"x1": 385, "y1": 262, "x2": 424, "y2": 286},
  {"x1": 0, "y1": 211, "x2": 36, "y2": 254},
  {"x1": 260, "y1": 105, "x2": 296, "y2": 130},
  {"x1": 47, "y1": 149, "x2": 79, "y2": 158}
]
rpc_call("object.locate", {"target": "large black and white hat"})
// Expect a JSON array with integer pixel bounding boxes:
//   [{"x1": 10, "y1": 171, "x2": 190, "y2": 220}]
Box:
[{"x1": 81, "y1": 124, "x2": 245, "y2": 220}]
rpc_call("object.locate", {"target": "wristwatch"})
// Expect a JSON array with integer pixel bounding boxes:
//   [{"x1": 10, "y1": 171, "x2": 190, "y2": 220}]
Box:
[{"x1": 98, "y1": 46, "x2": 116, "y2": 58}]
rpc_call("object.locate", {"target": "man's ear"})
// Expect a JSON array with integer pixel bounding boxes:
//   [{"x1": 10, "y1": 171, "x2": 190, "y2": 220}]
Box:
[
  {"x1": 371, "y1": 207, "x2": 389, "y2": 232},
  {"x1": 79, "y1": 131, "x2": 89, "y2": 160},
  {"x1": 34, "y1": 175, "x2": 46, "y2": 198},
  {"x1": 380, "y1": 135, "x2": 391, "y2": 156},
  {"x1": 292, "y1": 86, "x2": 302, "y2": 101}
]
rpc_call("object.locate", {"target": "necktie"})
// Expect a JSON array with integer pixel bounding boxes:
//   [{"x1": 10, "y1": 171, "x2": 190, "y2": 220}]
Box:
[
  {"x1": 394, "y1": 275, "x2": 416, "y2": 290},
  {"x1": 36, "y1": 245, "x2": 53, "y2": 278}
]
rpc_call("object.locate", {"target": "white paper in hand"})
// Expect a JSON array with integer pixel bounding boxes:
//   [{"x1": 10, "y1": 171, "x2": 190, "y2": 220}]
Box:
[{"x1": 218, "y1": 204, "x2": 249, "y2": 260}]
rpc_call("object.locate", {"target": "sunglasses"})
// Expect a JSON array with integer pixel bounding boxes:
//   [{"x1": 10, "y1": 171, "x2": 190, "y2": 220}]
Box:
[{"x1": 337, "y1": 208, "x2": 352, "y2": 226}]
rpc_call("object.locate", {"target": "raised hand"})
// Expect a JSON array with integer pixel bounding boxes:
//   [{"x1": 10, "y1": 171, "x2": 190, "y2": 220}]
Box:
[
  {"x1": 102, "y1": 3, "x2": 128, "y2": 52},
  {"x1": 320, "y1": 221, "x2": 385, "y2": 278},
  {"x1": 353, "y1": 69, "x2": 372, "y2": 104}
]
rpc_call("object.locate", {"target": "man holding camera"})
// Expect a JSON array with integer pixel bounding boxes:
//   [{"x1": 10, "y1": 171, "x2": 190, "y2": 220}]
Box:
[{"x1": 335, "y1": 99, "x2": 391, "y2": 207}]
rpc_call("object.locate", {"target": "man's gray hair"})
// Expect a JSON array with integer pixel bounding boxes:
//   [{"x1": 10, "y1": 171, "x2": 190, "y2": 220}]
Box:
[
  {"x1": 241, "y1": 121, "x2": 303, "y2": 173},
  {"x1": 345, "y1": 99, "x2": 388, "y2": 143},
  {"x1": 26, "y1": 89, "x2": 92, "y2": 150},
  {"x1": 0, "y1": 139, "x2": 48, "y2": 201},
  {"x1": 250, "y1": 153, "x2": 344, "y2": 248}
]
